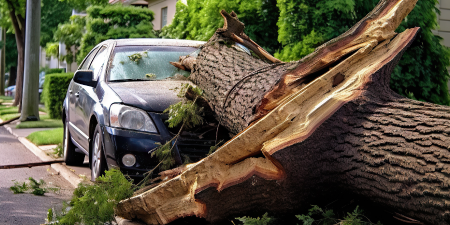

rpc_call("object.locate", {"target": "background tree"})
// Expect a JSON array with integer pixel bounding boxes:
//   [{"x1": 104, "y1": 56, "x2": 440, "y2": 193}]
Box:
[
  {"x1": 61, "y1": 0, "x2": 108, "y2": 12},
  {"x1": 276, "y1": 0, "x2": 450, "y2": 105},
  {"x1": 0, "y1": 0, "x2": 25, "y2": 106},
  {"x1": 53, "y1": 15, "x2": 86, "y2": 65},
  {"x1": 159, "y1": 0, "x2": 281, "y2": 54},
  {"x1": 77, "y1": 4, "x2": 156, "y2": 63},
  {"x1": 40, "y1": 0, "x2": 72, "y2": 48}
]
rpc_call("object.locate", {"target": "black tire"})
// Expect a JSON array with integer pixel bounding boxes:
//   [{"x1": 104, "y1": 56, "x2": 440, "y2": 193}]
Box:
[
  {"x1": 63, "y1": 119, "x2": 85, "y2": 166},
  {"x1": 91, "y1": 124, "x2": 107, "y2": 181}
]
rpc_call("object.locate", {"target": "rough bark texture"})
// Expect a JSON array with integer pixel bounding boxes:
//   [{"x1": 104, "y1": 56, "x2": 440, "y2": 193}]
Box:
[
  {"x1": 196, "y1": 37, "x2": 450, "y2": 224},
  {"x1": 114, "y1": 0, "x2": 450, "y2": 224},
  {"x1": 6, "y1": 0, "x2": 25, "y2": 108},
  {"x1": 190, "y1": 35, "x2": 292, "y2": 134}
]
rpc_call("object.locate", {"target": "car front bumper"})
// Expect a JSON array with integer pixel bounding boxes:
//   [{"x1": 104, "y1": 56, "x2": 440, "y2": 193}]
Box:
[{"x1": 102, "y1": 126, "x2": 168, "y2": 177}]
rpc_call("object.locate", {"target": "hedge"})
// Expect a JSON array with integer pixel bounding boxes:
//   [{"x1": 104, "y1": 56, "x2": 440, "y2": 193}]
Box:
[{"x1": 43, "y1": 73, "x2": 74, "y2": 119}]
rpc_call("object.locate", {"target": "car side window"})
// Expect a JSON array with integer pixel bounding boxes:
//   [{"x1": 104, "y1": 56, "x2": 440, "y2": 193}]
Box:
[
  {"x1": 89, "y1": 46, "x2": 108, "y2": 81},
  {"x1": 79, "y1": 47, "x2": 99, "y2": 70}
]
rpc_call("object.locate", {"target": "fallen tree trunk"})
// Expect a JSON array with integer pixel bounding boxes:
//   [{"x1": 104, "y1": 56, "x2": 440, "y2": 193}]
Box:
[{"x1": 115, "y1": 0, "x2": 450, "y2": 224}]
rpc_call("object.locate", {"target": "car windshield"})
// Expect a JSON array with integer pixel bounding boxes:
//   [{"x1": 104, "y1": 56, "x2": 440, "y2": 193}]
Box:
[{"x1": 108, "y1": 46, "x2": 198, "y2": 82}]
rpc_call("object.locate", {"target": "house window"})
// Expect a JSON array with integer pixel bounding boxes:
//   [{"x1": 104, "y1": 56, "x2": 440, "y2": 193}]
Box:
[{"x1": 161, "y1": 7, "x2": 168, "y2": 28}]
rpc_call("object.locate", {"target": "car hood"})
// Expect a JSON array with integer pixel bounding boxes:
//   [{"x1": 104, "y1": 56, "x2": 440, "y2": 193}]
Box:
[{"x1": 108, "y1": 80, "x2": 192, "y2": 112}]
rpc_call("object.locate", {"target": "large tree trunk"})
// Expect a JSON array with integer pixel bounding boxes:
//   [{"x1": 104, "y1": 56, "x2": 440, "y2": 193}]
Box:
[{"x1": 115, "y1": 0, "x2": 450, "y2": 224}]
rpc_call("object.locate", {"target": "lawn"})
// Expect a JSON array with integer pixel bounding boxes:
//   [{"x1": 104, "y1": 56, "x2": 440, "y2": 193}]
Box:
[
  {"x1": 0, "y1": 96, "x2": 13, "y2": 100},
  {"x1": 0, "y1": 106, "x2": 19, "y2": 115},
  {"x1": 16, "y1": 114, "x2": 63, "y2": 129},
  {"x1": 0, "y1": 113, "x2": 20, "y2": 121},
  {"x1": 27, "y1": 128, "x2": 64, "y2": 146}
]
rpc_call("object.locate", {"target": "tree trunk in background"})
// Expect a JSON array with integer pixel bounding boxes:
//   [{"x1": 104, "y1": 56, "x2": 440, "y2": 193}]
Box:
[
  {"x1": 6, "y1": 0, "x2": 26, "y2": 109},
  {"x1": 0, "y1": 28, "x2": 5, "y2": 96},
  {"x1": 115, "y1": 0, "x2": 450, "y2": 224},
  {"x1": 13, "y1": 38, "x2": 24, "y2": 109}
]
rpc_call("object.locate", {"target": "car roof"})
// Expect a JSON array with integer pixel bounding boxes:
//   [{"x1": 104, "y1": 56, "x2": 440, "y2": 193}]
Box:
[{"x1": 100, "y1": 38, "x2": 206, "y2": 48}]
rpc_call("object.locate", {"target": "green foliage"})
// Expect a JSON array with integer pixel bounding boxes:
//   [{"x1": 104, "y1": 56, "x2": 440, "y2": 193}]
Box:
[
  {"x1": 58, "y1": 169, "x2": 134, "y2": 225},
  {"x1": 390, "y1": 0, "x2": 450, "y2": 105},
  {"x1": 164, "y1": 101, "x2": 204, "y2": 129},
  {"x1": 27, "y1": 128, "x2": 64, "y2": 146},
  {"x1": 275, "y1": 0, "x2": 450, "y2": 105},
  {"x1": 236, "y1": 213, "x2": 275, "y2": 225},
  {"x1": 40, "y1": 0, "x2": 72, "y2": 47},
  {"x1": 164, "y1": 84, "x2": 204, "y2": 129},
  {"x1": 60, "y1": 0, "x2": 108, "y2": 11},
  {"x1": 296, "y1": 205, "x2": 381, "y2": 225},
  {"x1": 10, "y1": 181, "x2": 28, "y2": 194},
  {"x1": 151, "y1": 142, "x2": 175, "y2": 171},
  {"x1": 10, "y1": 177, "x2": 58, "y2": 196},
  {"x1": 42, "y1": 73, "x2": 74, "y2": 119},
  {"x1": 53, "y1": 15, "x2": 86, "y2": 64},
  {"x1": 43, "y1": 68, "x2": 65, "y2": 74},
  {"x1": 53, "y1": 143, "x2": 63, "y2": 158},
  {"x1": 45, "y1": 42, "x2": 59, "y2": 59},
  {"x1": 160, "y1": 0, "x2": 281, "y2": 54},
  {"x1": 78, "y1": 4, "x2": 156, "y2": 63},
  {"x1": 275, "y1": 0, "x2": 379, "y2": 62}
]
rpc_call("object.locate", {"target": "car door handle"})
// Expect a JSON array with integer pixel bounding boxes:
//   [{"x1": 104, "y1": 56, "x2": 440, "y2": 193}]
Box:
[
  {"x1": 75, "y1": 92, "x2": 79, "y2": 97},
  {"x1": 69, "y1": 90, "x2": 72, "y2": 94}
]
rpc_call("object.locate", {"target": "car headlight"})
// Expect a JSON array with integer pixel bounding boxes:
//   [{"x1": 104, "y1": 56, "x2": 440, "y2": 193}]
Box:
[{"x1": 109, "y1": 104, "x2": 158, "y2": 133}]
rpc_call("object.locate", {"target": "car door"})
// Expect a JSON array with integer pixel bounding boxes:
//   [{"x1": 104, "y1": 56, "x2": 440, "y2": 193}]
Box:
[
  {"x1": 74, "y1": 45, "x2": 109, "y2": 151},
  {"x1": 68, "y1": 47, "x2": 99, "y2": 148}
]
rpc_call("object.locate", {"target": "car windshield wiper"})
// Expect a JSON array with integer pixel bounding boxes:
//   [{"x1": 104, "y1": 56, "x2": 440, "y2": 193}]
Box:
[{"x1": 109, "y1": 79, "x2": 154, "y2": 82}]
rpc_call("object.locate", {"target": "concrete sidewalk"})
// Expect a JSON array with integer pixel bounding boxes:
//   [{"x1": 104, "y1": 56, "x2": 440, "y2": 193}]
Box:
[{"x1": 1, "y1": 118, "x2": 91, "y2": 187}]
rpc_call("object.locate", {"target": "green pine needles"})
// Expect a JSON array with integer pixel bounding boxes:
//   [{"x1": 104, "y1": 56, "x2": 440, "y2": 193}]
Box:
[
  {"x1": 10, "y1": 177, "x2": 58, "y2": 196},
  {"x1": 234, "y1": 205, "x2": 382, "y2": 225},
  {"x1": 164, "y1": 83, "x2": 204, "y2": 129},
  {"x1": 51, "y1": 169, "x2": 134, "y2": 225},
  {"x1": 150, "y1": 84, "x2": 204, "y2": 171}
]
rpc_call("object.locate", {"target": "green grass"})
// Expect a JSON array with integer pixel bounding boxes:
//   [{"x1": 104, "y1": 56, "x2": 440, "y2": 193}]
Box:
[
  {"x1": 16, "y1": 114, "x2": 63, "y2": 129},
  {"x1": 0, "y1": 96, "x2": 13, "y2": 100},
  {"x1": 27, "y1": 128, "x2": 64, "y2": 146},
  {"x1": 0, "y1": 113, "x2": 20, "y2": 121},
  {"x1": 0, "y1": 106, "x2": 19, "y2": 115}
]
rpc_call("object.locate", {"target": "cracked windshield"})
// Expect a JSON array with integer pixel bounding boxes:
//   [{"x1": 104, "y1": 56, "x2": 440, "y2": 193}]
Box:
[{"x1": 108, "y1": 46, "x2": 198, "y2": 81}]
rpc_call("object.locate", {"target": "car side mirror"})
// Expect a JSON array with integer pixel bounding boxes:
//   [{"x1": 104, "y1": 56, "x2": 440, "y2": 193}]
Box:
[{"x1": 73, "y1": 70, "x2": 97, "y2": 87}]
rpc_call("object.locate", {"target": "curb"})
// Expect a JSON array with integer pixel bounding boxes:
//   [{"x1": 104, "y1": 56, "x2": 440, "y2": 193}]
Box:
[{"x1": 2, "y1": 122, "x2": 83, "y2": 188}]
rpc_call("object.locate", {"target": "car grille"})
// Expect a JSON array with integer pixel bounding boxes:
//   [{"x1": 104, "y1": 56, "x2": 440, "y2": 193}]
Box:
[{"x1": 176, "y1": 139, "x2": 216, "y2": 162}]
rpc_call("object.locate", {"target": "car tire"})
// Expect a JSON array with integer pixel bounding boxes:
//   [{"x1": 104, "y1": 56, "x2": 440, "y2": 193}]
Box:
[
  {"x1": 91, "y1": 124, "x2": 107, "y2": 181},
  {"x1": 63, "y1": 120, "x2": 85, "y2": 166}
]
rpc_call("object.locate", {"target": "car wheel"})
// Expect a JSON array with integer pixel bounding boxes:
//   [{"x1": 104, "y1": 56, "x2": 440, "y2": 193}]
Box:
[
  {"x1": 63, "y1": 119, "x2": 85, "y2": 166},
  {"x1": 91, "y1": 124, "x2": 106, "y2": 181}
]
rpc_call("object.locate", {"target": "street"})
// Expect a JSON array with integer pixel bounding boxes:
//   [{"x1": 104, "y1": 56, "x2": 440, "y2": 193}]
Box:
[{"x1": 0, "y1": 126, "x2": 73, "y2": 225}]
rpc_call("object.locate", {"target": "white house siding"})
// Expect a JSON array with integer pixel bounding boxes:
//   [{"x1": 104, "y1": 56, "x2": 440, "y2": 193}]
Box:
[{"x1": 147, "y1": 0, "x2": 178, "y2": 30}]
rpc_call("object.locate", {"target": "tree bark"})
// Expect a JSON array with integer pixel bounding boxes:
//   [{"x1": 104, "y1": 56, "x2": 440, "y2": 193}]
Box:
[
  {"x1": 6, "y1": 0, "x2": 25, "y2": 109},
  {"x1": 114, "y1": 0, "x2": 450, "y2": 224}
]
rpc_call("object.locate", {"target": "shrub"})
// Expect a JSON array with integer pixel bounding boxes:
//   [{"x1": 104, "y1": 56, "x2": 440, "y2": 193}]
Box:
[
  {"x1": 77, "y1": 4, "x2": 156, "y2": 63},
  {"x1": 159, "y1": 0, "x2": 281, "y2": 54},
  {"x1": 42, "y1": 73, "x2": 73, "y2": 119},
  {"x1": 275, "y1": 0, "x2": 450, "y2": 105}
]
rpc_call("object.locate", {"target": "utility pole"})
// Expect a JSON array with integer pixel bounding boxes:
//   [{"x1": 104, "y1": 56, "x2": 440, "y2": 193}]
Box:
[
  {"x1": 20, "y1": 0, "x2": 40, "y2": 121},
  {"x1": 0, "y1": 28, "x2": 5, "y2": 96}
]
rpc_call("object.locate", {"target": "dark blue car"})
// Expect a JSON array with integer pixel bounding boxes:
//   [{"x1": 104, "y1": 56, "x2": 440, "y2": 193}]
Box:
[{"x1": 62, "y1": 39, "x2": 221, "y2": 181}]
